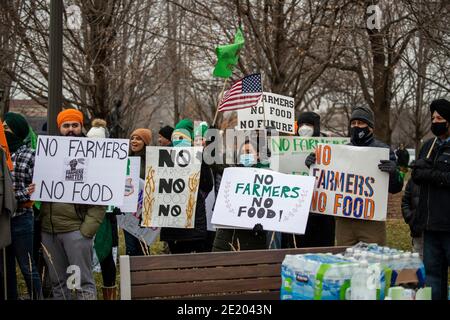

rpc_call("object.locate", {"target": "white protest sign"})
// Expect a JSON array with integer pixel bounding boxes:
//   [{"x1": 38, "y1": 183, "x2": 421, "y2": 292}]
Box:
[
  {"x1": 309, "y1": 144, "x2": 389, "y2": 221},
  {"x1": 117, "y1": 179, "x2": 160, "y2": 246},
  {"x1": 141, "y1": 146, "x2": 203, "y2": 228},
  {"x1": 212, "y1": 167, "x2": 315, "y2": 234},
  {"x1": 238, "y1": 92, "x2": 295, "y2": 134},
  {"x1": 32, "y1": 136, "x2": 128, "y2": 205},
  {"x1": 269, "y1": 136, "x2": 350, "y2": 175},
  {"x1": 110, "y1": 156, "x2": 140, "y2": 213}
]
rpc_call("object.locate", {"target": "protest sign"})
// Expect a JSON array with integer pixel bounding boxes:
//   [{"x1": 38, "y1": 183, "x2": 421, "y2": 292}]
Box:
[
  {"x1": 309, "y1": 144, "x2": 389, "y2": 221},
  {"x1": 269, "y1": 136, "x2": 350, "y2": 175},
  {"x1": 31, "y1": 136, "x2": 128, "y2": 205},
  {"x1": 117, "y1": 179, "x2": 160, "y2": 246},
  {"x1": 107, "y1": 156, "x2": 140, "y2": 213},
  {"x1": 141, "y1": 146, "x2": 203, "y2": 228},
  {"x1": 238, "y1": 92, "x2": 295, "y2": 134},
  {"x1": 211, "y1": 167, "x2": 315, "y2": 234}
]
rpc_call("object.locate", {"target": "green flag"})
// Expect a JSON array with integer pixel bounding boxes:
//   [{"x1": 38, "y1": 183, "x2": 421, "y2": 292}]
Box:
[{"x1": 213, "y1": 28, "x2": 245, "y2": 78}]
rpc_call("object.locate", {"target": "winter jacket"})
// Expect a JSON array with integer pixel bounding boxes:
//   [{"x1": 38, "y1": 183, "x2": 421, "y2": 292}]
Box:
[
  {"x1": 401, "y1": 179, "x2": 421, "y2": 237},
  {"x1": 412, "y1": 137, "x2": 450, "y2": 232},
  {"x1": 159, "y1": 161, "x2": 213, "y2": 242},
  {"x1": 40, "y1": 202, "x2": 106, "y2": 238},
  {"x1": 349, "y1": 138, "x2": 404, "y2": 194},
  {"x1": 0, "y1": 149, "x2": 17, "y2": 249}
]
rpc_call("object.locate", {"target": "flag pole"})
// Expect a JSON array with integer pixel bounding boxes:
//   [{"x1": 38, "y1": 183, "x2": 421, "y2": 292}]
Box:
[{"x1": 212, "y1": 78, "x2": 229, "y2": 127}]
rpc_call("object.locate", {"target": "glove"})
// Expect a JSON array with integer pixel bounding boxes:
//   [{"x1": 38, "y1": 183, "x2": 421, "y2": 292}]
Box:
[
  {"x1": 305, "y1": 152, "x2": 316, "y2": 168},
  {"x1": 411, "y1": 158, "x2": 433, "y2": 169},
  {"x1": 112, "y1": 207, "x2": 123, "y2": 215},
  {"x1": 378, "y1": 160, "x2": 397, "y2": 174},
  {"x1": 252, "y1": 223, "x2": 264, "y2": 236}
]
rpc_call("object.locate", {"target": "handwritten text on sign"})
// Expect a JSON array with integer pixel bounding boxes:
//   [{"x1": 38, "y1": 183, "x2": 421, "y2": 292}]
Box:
[
  {"x1": 269, "y1": 136, "x2": 350, "y2": 175},
  {"x1": 141, "y1": 147, "x2": 202, "y2": 228},
  {"x1": 31, "y1": 136, "x2": 129, "y2": 205},
  {"x1": 309, "y1": 144, "x2": 389, "y2": 221},
  {"x1": 212, "y1": 167, "x2": 315, "y2": 234}
]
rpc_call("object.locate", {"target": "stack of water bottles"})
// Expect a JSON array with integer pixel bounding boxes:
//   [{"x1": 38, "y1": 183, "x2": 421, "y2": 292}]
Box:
[
  {"x1": 349, "y1": 242, "x2": 425, "y2": 289},
  {"x1": 280, "y1": 242, "x2": 425, "y2": 300}
]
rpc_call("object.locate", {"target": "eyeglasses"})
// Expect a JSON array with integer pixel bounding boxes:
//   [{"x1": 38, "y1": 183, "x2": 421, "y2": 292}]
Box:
[{"x1": 62, "y1": 123, "x2": 80, "y2": 129}]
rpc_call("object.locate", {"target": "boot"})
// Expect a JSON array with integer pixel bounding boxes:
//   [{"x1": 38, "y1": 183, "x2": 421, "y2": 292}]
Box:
[{"x1": 102, "y1": 286, "x2": 117, "y2": 300}]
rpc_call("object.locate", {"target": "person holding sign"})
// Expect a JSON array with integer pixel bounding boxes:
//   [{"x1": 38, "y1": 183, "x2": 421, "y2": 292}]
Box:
[
  {"x1": 120, "y1": 128, "x2": 153, "y2": 256},
  {"x1": 38, "y1": 109, "x2": 105, "y2": 300},
  {"x1": 86, "y1": 119, "x2": 118, "y2": 300},
  {"x1": 159, "y1": 119, "x2": 213, "y2": 254},
  {"x1": 213, "y1": 140, "x2": 269, "y2": 252},
  {"x1": 1, "y1": 113, "x2": 42, "y2": 300},
  {"x1": 306, "y1": 106, "x2": 403, "y2": 246},
  {"x1": 411, "y1": 98, "x2": 450, "y2": 300},
  {"x1": 282, "y1": 111, "x2": 335, "y2": 249}
]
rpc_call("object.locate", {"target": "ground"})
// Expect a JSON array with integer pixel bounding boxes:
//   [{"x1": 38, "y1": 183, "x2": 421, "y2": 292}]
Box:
[{"x1": 14, "y1": 191, "x2": 412, "y2": 300}]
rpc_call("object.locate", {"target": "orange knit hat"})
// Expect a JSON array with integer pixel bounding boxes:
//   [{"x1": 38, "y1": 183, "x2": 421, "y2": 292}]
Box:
[
  {"x1": 57, "y1": 109, "x2": 84, "y2": 128},
  {"x1": 130, "y1": 128, "x2": 152, "y2": 146}
]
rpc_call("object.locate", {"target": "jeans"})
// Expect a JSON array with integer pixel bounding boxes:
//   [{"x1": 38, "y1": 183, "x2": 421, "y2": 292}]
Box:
[
  {"x1": 123, "y1": 230, "x2": 144, "y2": 256},
  {"x1": 423, "y1": 230, "x2": 450, "y2": 300},
  {"x1": 0, "y1": 212, "x2": 42, "y2": 300}
]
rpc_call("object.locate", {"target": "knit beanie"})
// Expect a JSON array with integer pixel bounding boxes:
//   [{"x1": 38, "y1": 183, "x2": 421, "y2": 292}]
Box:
[
  {"x1": 87, "y1": 119, "x2": 108, "y2": 139},
  {"x1": 172, "y1": 118, "x2": 194, "y2": 142},
  {"x1": 350, "y1": 106, "x2": 375, "y2": 128},
  {"x1": 430, "y1": 98, "x2": 450, "y2": 122},
  {"x1": 4, "y1": 112, "x2": 30, "y2": 140},
  {"x1": 57, "y1": 109, "x2": 84, "y2": 128},
  {"x1": 130, "y1": 128, "x2": 152, "y2": 146},
  {"x1": 194, "y1": 121, "x2": 209, "y2": 138},
  {"x1": 158, "y1": 125, "x2": 174, "y2": 141}
]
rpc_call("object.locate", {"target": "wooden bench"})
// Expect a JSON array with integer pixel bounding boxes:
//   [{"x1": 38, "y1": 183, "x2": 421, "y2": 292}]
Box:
[{"x1": 120, "y1": 246, "x2": 348, "y2": 300}]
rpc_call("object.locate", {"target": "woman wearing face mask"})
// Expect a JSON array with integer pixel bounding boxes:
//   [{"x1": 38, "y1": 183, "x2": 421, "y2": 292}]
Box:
[
  {"x1": 212, "y1": 140, "x2": 268, "y2": 252},
  {"x1": 159, "y1": 118, "x2": 213, "y2": 253}
]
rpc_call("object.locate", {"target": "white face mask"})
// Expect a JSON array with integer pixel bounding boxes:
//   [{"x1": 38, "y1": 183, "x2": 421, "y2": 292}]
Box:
[{"x1": 298, "y1": 125, "x2": 314, "y2": 137}]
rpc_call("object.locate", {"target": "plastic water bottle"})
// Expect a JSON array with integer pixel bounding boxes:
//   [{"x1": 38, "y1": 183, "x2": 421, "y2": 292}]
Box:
[
  {"x1": 350, "y1": 260, "x2": 377, "y2": 300},
  {"x1": 345, "y1": 248, "x2": 354, "y2": 257},
  {"x1": 400, "y1": 252, "x2": 412, "y2": 269}
]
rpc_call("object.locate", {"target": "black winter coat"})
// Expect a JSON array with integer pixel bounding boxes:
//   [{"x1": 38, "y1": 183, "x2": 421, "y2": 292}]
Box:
[
  {"x1": 412, "y1": 138, "x2": 450, "y2": 232},
  {"x1": 350, "y1": 138, "x2": 404, "y2": 194},
  {"x1": 160, "y1": 162, "x2": 214, "y2": 242},
  {"x1": 401, "y1": 179, "x2": 421, "y2": 237}
]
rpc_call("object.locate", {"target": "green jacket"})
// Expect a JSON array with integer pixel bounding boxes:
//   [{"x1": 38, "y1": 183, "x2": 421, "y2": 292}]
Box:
[{"x1": 40, "y1": 202, "x2": 106, "y2": 238}]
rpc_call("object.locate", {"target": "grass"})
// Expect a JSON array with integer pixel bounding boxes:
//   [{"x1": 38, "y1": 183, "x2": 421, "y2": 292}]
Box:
[{"x1": 13, "y1": 218, "x2": 414, "y2": 299}]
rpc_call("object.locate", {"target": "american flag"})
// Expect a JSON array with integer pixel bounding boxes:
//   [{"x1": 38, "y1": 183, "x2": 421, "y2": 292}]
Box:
[{"x1": 218, "y1": 73, "x2": 263, "y2": 112}]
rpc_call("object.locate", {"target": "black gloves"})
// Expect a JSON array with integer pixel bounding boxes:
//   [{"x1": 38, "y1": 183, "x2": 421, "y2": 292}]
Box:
[
  {"x1": 411, "y1": 158, "x2": 433, "y2": 169},
  {"x1": 305, "y1": 152, "x2": 316, "y2": 168},
  {"x1": 112, "y1": 207, "x2": 122, "y2": 215},
  {"x1": 252, "y1": 223, "x2": 264, "y2": 236},
  {"x1": 378, "y1": 160, "x2": 397, "y2": 174}
]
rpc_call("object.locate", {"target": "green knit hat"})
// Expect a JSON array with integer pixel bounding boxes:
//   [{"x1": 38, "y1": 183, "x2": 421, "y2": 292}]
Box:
[
  {"x1": 194, "y1": 121, "x2": 209, "y2": 138},
  {"x1": 172, "y1": 118, "x2": 194, "y2": 142},
  {"x1": 4, "y1": 112, "x2": 30, "y2": 140}
]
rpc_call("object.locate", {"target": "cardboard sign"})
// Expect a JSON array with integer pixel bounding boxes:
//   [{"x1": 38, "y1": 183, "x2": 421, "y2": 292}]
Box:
[
  {"x1": 309, "y1": 144, "x2": 389, "y2": 221},
  {"x1": 31, "y1": 136, "x2": 129, "y2": 205},
  {"x1": 117, "y1": 179, "x2": 160, "y2": 246},
  {"x1": 238, "y1": 92, "x2": 295, "y2": 134},
  {"x1": 141, "y1": 146, "x2": 203, "y2": 228},
  {"x1": 212, "y1": 167, "x2": 315, "y2": 234},
  {"x1": 269, "y1": 136, "x2": 350, "y2": 175},
  {"x1": 107, "y1": 156, "x2": 141, "y2": 213}
]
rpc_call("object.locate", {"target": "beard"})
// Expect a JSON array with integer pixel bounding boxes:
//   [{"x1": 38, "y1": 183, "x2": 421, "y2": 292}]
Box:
[{"x1": 64, "y1": 131, "x2": 82, "y2": 137}]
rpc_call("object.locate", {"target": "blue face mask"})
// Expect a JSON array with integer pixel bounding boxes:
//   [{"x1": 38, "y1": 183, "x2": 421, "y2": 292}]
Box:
[
  {"x1": 240, "y1": 154, "x2": 256, "y2": 167},
  {"x1": 173, "y1": 139, "x2": 191, "y2": 147}
]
